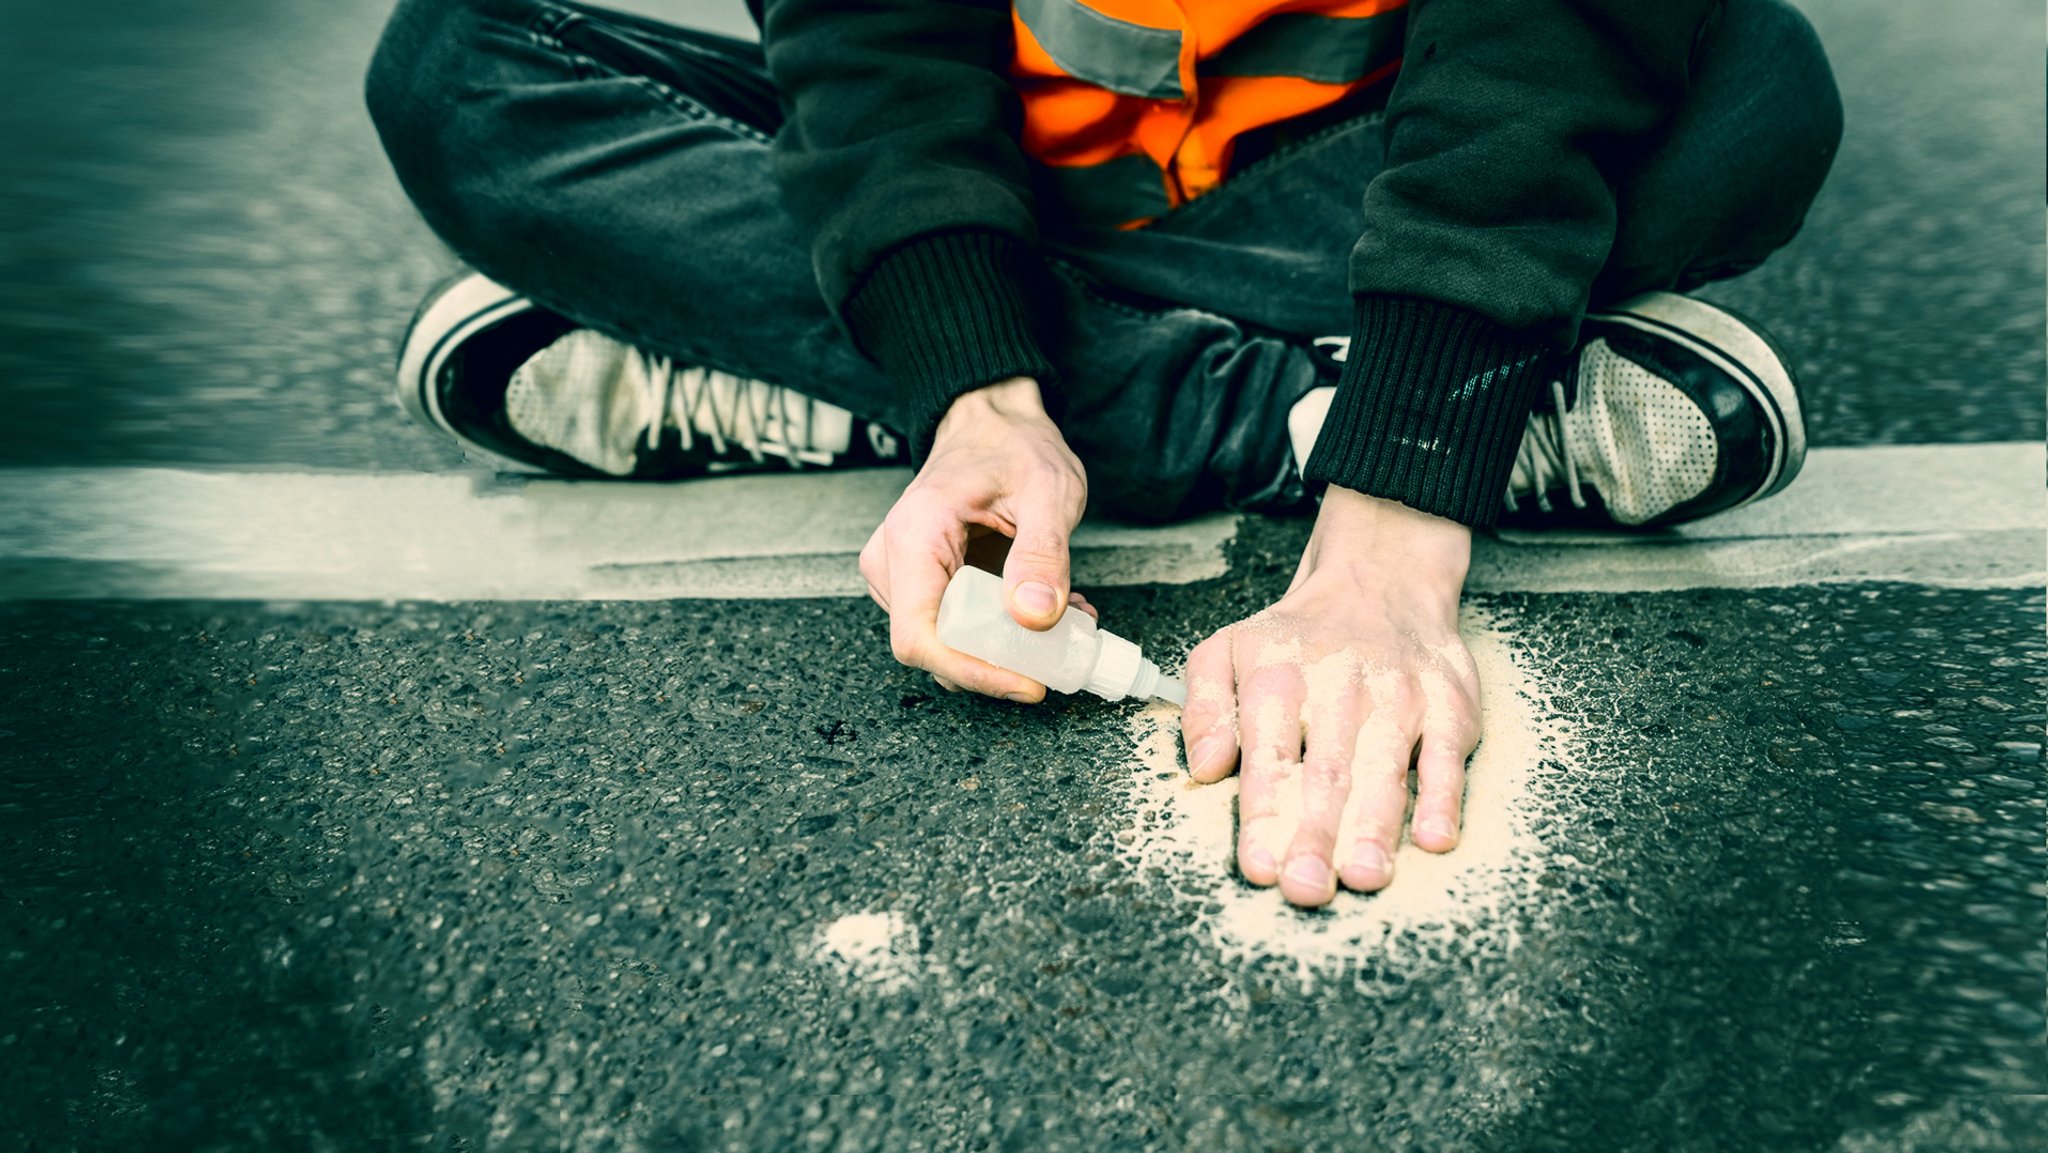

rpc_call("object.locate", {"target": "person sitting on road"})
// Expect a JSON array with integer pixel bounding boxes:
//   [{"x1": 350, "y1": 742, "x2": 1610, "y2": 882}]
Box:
[{"x1": 364, "y1": 0, "x2": 1841, "y2": 908}]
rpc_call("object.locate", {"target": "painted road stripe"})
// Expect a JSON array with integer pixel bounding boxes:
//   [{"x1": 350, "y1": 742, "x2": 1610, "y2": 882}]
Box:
[
  {"x1": 0, "y1": 444, "x2": 2037, "y2": 600},
  {"x1": 1479, "y1": 441, "x2": 2044, "y2": 592}
]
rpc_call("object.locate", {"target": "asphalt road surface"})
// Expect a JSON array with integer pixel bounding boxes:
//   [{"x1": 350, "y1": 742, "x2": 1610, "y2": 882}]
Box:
[{"x1": 1, "y1": 1, "x2": 2042, "y2": 1150}]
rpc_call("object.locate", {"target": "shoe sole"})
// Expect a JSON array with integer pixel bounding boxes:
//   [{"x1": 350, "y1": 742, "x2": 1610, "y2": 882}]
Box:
[
  {"x1": 1587, "y1": 291, "x2": 1808, "y2": 509},
  {"x1": 394, "y1": 270, "x2": 550, "y2": 475}
]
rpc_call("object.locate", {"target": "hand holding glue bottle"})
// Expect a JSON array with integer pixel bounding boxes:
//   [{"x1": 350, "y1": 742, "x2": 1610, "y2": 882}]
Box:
[{"x1": 936, "y1": 567, "x2": 1187, "y2": 706}]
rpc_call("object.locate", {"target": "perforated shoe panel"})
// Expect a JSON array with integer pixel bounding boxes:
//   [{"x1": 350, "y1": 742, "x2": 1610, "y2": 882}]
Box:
[
  {"x1": 506, "y1": 330, "x2": 660, "y2": 477},
  {"x1": 506, "y1": 329, "x2": 864, "y2": 477},
  {"x1": 1567, "y1": 338, "x2": 1719, "y2": 525},
  {"x1": 1499, "y1": 292, "x2": 1801, "y2": 531}
]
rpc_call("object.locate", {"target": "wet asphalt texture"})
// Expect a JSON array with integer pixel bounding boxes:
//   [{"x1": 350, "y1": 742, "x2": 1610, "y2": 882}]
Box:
[
  {"x1": 1, "y1": 0, "x2": 2045, "y2": 1150},
  {"x1": 3, "y1": 541, "x2": 2044, "y2": 1150}
]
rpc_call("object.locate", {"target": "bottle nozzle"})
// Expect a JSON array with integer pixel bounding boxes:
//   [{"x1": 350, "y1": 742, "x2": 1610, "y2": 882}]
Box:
[
  {"x1": 1153, "y1": 671, "x2": 1188, "y2": 708},
  {"x1": 1127, "y1": 660, "x2": 1187, "y2": 707}
]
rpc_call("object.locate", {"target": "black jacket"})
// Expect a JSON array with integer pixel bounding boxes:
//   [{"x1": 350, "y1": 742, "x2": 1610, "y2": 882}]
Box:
[{"x1": 755, "y1": 0, "x2": 1725, "y2": 527}]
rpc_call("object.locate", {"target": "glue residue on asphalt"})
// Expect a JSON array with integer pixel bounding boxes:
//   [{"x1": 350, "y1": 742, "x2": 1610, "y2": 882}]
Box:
[
  {"x1": 1120, "y1": 606, "x2": 1577, "y2": 983},
  {"x1": 813, "y1": 911, "x2": 923, "y2": 992}
]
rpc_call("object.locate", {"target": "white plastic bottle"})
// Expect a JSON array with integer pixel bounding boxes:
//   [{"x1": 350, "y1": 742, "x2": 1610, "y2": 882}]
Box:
[{"x1": 935, "y1": 566, "x2": 1187, "y2": 706}]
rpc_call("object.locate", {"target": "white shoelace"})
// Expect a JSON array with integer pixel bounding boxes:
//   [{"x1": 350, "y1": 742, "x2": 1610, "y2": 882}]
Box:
[
  {"x1": 1504, "y1": 379, "x2": 1586, "y2": 514},
  {"x1": 637, "y1": 351, "x2": 834, "y2": 468}
]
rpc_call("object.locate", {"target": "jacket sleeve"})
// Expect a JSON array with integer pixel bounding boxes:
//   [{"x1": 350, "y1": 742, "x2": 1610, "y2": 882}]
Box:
[
  {"x1": 760, "y1": 0, "x2": 1059, "y2": 459},
  {"x1": 1301, "y1": 0, "x2": 1723, "y2": 527}
]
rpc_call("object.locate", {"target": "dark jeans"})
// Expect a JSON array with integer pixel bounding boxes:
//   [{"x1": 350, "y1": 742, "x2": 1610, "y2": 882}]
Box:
[{"x1": 365, "y1": 0, "x2": 1840, "y2": 522}]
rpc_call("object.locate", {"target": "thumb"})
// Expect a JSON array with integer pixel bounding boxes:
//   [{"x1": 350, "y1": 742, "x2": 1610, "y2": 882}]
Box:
[{"x1": 1001, "y1": 501, "x2": 1075, "y2": 632}]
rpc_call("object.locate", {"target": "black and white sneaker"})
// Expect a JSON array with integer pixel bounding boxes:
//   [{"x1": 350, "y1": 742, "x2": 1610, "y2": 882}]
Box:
[
  {"x1": 1501, "y1": 291, "x2": 1806, "y2": 528},
  {"x1": 1288, "y1": 293, "x2": 1807, "y2": 529},
  {"x1": 396, "y1": 271, "x2": 906, "y2": 478}
]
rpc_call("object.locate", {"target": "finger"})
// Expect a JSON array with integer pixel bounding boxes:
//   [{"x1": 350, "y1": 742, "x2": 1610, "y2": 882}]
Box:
[
  {"x1": 999, "y1": 489, "x2": 1078, "y2": 632},
  {"x1": 1280, "y1": 683, "x2": 1364, "y2": 907},
  {"x1": 1412, "y1": 673, "x2": 1481, "y2": 851},
  {"x1": 1066, "y1": 591, "x2": 1099, "y2": 621},
  {"x1": 1179, "y1": 628, "x2": 1239, "y2": 783},
  {"x1": 1411, "y1": 722, "x2": 1478, "y2": 852},
  {"x1": 932, "y1": 673, "x2": 962, "y2": 693},
  {"x1": 1235, "y1": 660, "x2": 1306, "y2": 888},
  {"x1": 859, "y1": 523, "x2": 889, "y2": 611},
  {"x1": 885, "y1": 518, "x2": 1042, "y2": 701},
  {"x1": 1336, "y1": 723, "x2": 1414, "y2": 893}
]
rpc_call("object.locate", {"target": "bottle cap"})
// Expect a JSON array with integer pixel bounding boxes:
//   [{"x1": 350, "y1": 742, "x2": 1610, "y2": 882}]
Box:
[{"x1": 1084, "y1": 631, "x2": 1145, "y2": 701}]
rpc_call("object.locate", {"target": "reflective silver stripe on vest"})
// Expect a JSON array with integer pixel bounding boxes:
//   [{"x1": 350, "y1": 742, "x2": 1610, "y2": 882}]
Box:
[
  {"x1": 1033, "y1": 155, "x2": 1173, "y2": 224},
  {"x1": 1197, "y1": 10, "x2": 1407, "y2": 84},
  {"x1": 1014, "y1": 0, "x2": 1185, "y2": 100}
]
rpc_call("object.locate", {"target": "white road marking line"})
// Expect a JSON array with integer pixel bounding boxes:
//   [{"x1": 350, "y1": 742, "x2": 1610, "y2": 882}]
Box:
[
  {"x1": 1502, "y1": 442, "x2": 2040, "y2": 540},
  {"x1": 0, "y1": 444, "x2": 2037, "y2": 600},
  {"x1": 0, "y1": 467, "x2": 1234, "y2": 600},
  {"x1": 1477, "y1": 442, "x2": 2043, "y2": 591}
]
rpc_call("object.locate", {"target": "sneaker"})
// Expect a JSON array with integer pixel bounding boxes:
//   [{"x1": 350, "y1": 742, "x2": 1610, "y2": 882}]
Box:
[
  {"x1": 1289, "y1": 294, "x2": 1806, "y2": 529},
  {"x1": 395, "y1": 270, "x2": 906, "y2": 477},
  {"x1": 1502, "y1": 291, "x2": 1805, "y2": 528}
]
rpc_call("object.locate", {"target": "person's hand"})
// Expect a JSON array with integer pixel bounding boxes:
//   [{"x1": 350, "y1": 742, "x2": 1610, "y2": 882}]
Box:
[
  {"x1": 859, "y1": 376, "x2": 1094, "y2": 702},
  {"x1": 1179, "y1": 487, "x2": 1481, "y2": 907}
]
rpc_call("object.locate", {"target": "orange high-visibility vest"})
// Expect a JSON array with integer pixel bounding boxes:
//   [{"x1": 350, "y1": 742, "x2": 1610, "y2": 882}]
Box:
[{"x1": 1010, "y1": 0, "x2": 1409, "y2": 227}]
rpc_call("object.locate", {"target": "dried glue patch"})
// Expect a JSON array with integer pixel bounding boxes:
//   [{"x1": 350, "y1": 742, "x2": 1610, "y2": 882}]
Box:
[
  {"x1": 1120, "y1": 605, "x2": 1578, "y2": 986},
  {"x1": 813, "y1": 911, "x2": 922, "y2": 992}
]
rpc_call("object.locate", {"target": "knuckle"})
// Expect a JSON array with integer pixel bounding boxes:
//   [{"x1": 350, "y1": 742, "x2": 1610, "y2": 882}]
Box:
[
  {"x1": 888, "y1": 635, "x2": 923, "y2": 667},
  {"x1": 1384, "y1": 679, "x2": 1420, "y2": 718},
  {"x1": 1346, "y1": 814, "x2": 1394, "y2": 848},
  {"x1": 1427, "y1": 700, "x2": 1481, "y2": 747},
  {"x1": 1242, "y1": 661, "x2": 1304, "y2": 701},
  {"x1": 1302, "y1": 754, "x2": 1349, "y2": 790},
  {"x1": 1446, "y1": 717, "x2": 1481, "y2": 750},
  {"x1": 1019, "y1": 463, "x2": 1084, "y2": 509},
  {"x1": 1012, "y1": 539, "x2": 1069, "y2": 572},
  {"x1": 1017, "y1": 461, "x2": 1059, "y2": 491},
  {"x1": 1417, "y1": 747, "x2": 1461, "y2": 780},
  {"x1": 892, "y1": 483, "x2": 950, "y2": 519},
  {"x1": 1303, "y1": 676, "x2": 1355, "y2": 719},
  {"x1": 884, "y1": 504, "x2": 932, "y2": 539},
  {"x1": 1431, "y1": 744, "x2": 1473, "y2": 777}
]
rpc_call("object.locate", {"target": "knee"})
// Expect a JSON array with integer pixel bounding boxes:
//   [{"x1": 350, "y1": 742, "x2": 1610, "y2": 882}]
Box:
[
  {"x1": 365, "y1": 0, "x2": 490, "y2": 156},
  {"x1": 1601, "y1": 0, "x2": 1845, "y2": 296},
  {"x1": 1717, "y1": 0, "x2": 1844, "y2": 199},
  {"x1": 365, "y1": 0, "x2": 520, "y2": 251},
  {"x1": 368, "y1": 0, "x2": 444, "y2": 136}
]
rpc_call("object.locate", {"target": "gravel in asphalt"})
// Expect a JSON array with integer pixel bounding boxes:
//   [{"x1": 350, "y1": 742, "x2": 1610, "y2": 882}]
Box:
[
  {"x1": 5, "y1": 517, "x2": 2041, "y2": 1150},
  {"x1": 3, "y1": 0, "x2": 2042, "y2": 1149}
]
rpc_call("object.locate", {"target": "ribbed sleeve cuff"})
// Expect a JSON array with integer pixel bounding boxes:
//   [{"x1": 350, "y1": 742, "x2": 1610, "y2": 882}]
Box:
[
  {"x1": 843, "y1": 230, "x2": 1061, "y2": 461},
  {"x1": 1301, "y1": 296, "x2": 1556, "y2": 529}
]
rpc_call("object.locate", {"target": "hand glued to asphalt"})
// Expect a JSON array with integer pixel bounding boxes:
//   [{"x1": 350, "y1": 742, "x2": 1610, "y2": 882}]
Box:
[{"x1": 1179, "y1": 488, "x2": 1482, "y2": 908}]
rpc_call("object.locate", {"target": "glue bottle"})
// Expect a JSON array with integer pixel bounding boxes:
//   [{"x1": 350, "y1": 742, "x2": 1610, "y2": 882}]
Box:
[{"x1": 935, "y1": 566, "x2": 1187, "y2": 706}]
